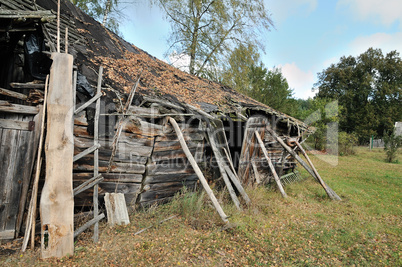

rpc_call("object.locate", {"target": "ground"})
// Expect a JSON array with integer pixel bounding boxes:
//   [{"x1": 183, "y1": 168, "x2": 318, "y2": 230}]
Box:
[{"x1": 1, "y1": 147, "x2": 401, "y2": 266}]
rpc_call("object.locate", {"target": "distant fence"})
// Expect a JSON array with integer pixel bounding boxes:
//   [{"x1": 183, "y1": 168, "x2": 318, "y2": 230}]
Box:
[{"x1": 371, "y1": 139, "x2": 384, "y2": 148}]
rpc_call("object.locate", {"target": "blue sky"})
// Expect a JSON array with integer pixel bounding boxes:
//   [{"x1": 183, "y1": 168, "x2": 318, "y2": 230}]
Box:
[{"x1": 120, "y1": 0, "x2": 402, "y2": 99}]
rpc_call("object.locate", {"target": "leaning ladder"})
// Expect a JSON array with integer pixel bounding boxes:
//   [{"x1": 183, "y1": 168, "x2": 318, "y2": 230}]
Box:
[{"x1": 72, "y1": 66, "x2": 105, "y2": 242}]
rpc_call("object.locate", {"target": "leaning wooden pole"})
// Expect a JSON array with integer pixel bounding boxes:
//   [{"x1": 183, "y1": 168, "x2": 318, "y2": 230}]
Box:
[
  {"x1": 265, "y1": 127, "x2": 341, "y2": 201},
  {"x1": 168, "y1": 117, "x2": 229, "y2": 224},
  {"x1": 295, "y1": 140, "x2": 342, "y2": 201},
  {"x1": 254, "y1": 131, "x2": 287, "y2": 198},
  {"x1": 40, "y1": 53, "x2": 74, "y2": 258}
]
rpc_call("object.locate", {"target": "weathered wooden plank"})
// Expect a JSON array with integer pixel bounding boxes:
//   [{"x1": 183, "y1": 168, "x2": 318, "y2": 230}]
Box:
[
  {"x1": 40, "y1": 53, "x2": 74, "y2": 258},
  {"x1": 0, "y1": 230, "x2": 15, "y2": 239},
  {"x1": 10, "y1": 82, "x2": 45, "y2": 89},
  {"x1": 74, "y1": 147, "x2": 148, "y2": 164},
  {"x1": 74, "y1": 172, "x2": 144, "y2": 183},
  {"x1": 73, "y1": 160, "x2": 146, "y2": 174},
  {"x1": 0, "y1": 119, "x2": 32, "y2": 131},
  {"x1": 153, "y1": 140, "x2": 199, "y2": 151},
  {"x1": 139, "y1": 182, "x2": 197, "y2": 203},
  {"x1": 0, "y1": 101, "x2": 39, "y2": 114},
  {"x1": 146, "y1": 161, "x2": 194, "y2": 176},
  {"x1": 143, "y1": 174, "x2": 198, "y2": 185},
  {"x1": 151, "y1": 148, "x2": 197, "y2": 162},
  {"x1": 98, "y1": 182, "x2": 142, "y2": 206},
  {"x1": 104, "y1": 193, "x2": 130, "y2": 226},
  {"x1": 121, "y1": 119, "x2": 164, "y2": 136}
]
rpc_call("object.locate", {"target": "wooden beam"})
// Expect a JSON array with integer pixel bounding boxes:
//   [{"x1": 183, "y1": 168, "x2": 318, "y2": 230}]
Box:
[
  {"x1": 0, "y1": 119, "x2": 32, "y2": 131},
  {"x1": 295, "y1": 140, "x2": 342, "y2": 201},
  {"x1": 265, "y1": 127, "x2": 341, "y2": 201},
  {"x1": 168, "y1": 117, "x2": 229, "y2": 223},
  {"x1": 254, "y1": 131, "x2": 287, "y2": 198},
  {"x1": 74, "y1": 214, "x2": 105, "y2": 239},
  {"x1": 0, "y1": 87, "x2": 27, "y2": 100},
  {"x1": 0, "y1": 101, "x2": 39, "y2": 114},
  {"x1": 40, "y1": 53, "x2": 74, "y2": 259},
  {"x1": 10, "y1": 82, "x2": 45, "y2": 89}
]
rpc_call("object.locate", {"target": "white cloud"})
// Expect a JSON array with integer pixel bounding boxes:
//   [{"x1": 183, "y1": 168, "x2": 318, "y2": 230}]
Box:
[
  {"x1": 348, "y1": 32, "x2": 402, "y2": 56},
  {"x1": 337, "y1": 0, "x2": 402, "y2": 27},
  {"x1": 278, "y1": 62, "x2": 316, "y2": 99},
  {"x1": 168, "y1": 52, "x2": 190, "y2": 73},
  {"x1": 265, "y1": 0, "x2": 318, "y2": 24}
]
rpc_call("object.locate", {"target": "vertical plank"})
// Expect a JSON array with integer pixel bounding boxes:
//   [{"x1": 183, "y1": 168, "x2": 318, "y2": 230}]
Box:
[{"x1": 40, "y1": 53, "x2": 74, "y2": 258}]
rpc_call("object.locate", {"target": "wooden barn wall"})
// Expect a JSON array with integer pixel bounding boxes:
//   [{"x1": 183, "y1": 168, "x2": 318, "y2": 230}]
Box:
[
  {"x1": 73, "y1": 103, "x2": 205, "y2": 209},
  {"x1": 238, "y1": 115, "x2": 298, "y2": 185}
]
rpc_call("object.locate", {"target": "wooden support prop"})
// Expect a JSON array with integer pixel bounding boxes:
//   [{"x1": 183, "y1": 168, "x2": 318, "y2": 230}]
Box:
[
  {"x1": 40, "y1": 53, "x2": 74, "y2": 258},
  {"x1": 168, "y1": 117, "x2": 229, "y2": 223},
  {"x1": 265, "y1": 127, "x2": 341, "y2": 201},
  {"x1": 74, "y1": 92, "x2": 101, "y2": 114},
  {"x1": 73, "y1": 143, "x2": 101, "y2": 162},
  {"x1": 207, "y1": 128, "x2": 241, "y2": 210},
  {"x1": 254, "y1": 131, "x2": 287, "y2": 198},
  {"x1": 251, "y1": 161, "x2": 261, "y2": 184},
  {"x1": 223, "y1": 165, "x2": 251, "y2": 204},
  {"x1": 73, "y1": 174, "x2": 103, "y2": 196},
  {"x1": 74, "y1": 213, "x2": 105, "y2": 239},
  {"x1": 104, "y1": 193, "x2": 130, "y2": 226},
  {"x1": 294, "y1": 140, "x2": 342, "y2": 201},
  {"x1": 21, "y1": 76, "x2": 48, "y2": 252}
]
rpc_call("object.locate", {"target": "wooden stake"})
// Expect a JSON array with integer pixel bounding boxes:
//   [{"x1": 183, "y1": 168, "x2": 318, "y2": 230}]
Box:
[
  {"x1": 57, "y1": 0, "x2": 60, "y2": 53},
  {"x1": 254, "y1": 131, "x2": 287, "y2": 198},
  {"x1": 295, "y1": 140, "x2": 342, "y2": 201},
  {"x1": 21, "y1": 75, "x2": 48, "y2": 252},
  {"x1": 169, "y1": 117, "x2": 228, "y2": 223}
]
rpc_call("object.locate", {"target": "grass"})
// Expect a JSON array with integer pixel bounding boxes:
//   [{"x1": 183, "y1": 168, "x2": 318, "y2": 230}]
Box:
[{"x1": 1, "y1": 147, "x2": 401, "y2": 266}]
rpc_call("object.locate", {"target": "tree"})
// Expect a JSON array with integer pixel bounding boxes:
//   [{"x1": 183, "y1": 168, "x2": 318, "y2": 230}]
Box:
[
  {"x1": 221, "y1": 43, "x2": 261, "y2": 93},
  {"x1": 70, "y1": 0, "x2": 124, "y2": 34},
  {"x1": 154, "y1": 0, "x2": 273, "y2": 79},
  {"x1": 248, "y1": 65, "x2": 294, "y2": 114},
  {"x1": 314, "y1": 48, "x2": 402, "y2": 143}
]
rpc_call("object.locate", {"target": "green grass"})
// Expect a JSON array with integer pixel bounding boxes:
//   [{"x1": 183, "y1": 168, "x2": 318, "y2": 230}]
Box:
[{"x1": 1, "y1": 147, "x2": 401, "y2": 266}]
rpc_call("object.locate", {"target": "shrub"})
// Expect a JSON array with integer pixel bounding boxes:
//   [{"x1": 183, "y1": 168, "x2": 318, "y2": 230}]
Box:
[
  {"x1": 338, "y1": 131, "x2": 358, "y2": 156},
  {"x1": 383, "y1": 127, "x2": 402, "y2": 163}
]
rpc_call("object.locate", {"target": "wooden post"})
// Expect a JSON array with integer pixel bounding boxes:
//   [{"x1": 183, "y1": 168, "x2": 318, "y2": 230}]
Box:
[
  {"x1": 254, "y1": 131, "x2": 287, "y2": 198},
  {"x1": 93, "y1": 66, "x2": 102, "y2": 243},
  {"x1": 40, "y1": 53, "x2": 74, "y2": 258},
  {"x1": 295, "y1": 140, "x2": 342, "y2": 201},
  {"x1": 207, "y1": 128, "x2": 241, "y2": 210},
  {"x1": 168, "y1": 117, "x2": 228, "y2": 223},
  {"x1": 265, "y1": 127, "x2": 341, "y2": 201}
]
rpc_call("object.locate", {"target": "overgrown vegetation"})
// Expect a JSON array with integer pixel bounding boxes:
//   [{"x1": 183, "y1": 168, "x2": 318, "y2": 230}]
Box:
[
  {"x1": 383, "y1": 127, "x2": 402, "y2": 163},
  {"x1": 1, "y1": 147, "x2": 401, "y2": 266}
]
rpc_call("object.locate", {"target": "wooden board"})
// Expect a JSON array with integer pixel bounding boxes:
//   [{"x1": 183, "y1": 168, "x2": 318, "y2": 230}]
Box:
[{"x1": 40, "y1": 53, "x2": 74, "y2": 258}]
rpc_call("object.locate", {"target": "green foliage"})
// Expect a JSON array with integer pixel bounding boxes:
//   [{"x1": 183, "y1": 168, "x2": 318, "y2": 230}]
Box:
[
  {"x1": 383, "y1": 127, "x2": 402, "y2": 163},
  {"x1": 315, "y1": 48, "x2": 402, "y2": 143},
  {"x1": 248, "y1": 65, "x2": 295, "y2": 114},
  {"x1": 338, "y1": 131, "x2": 358, "y2": 156},
  {"x1": 154, "y1": 0, "x2": 273, "y2": 78},
  {"x1": 70, "y1": 0, "x2": 124, "y2": 35}
]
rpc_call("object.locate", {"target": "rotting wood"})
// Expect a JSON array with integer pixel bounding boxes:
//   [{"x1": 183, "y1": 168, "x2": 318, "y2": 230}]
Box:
[
  {"x1": 73, "y1": 174, "x2": 103, "y2": 196},
  {"x1": 207, "y1": 127, "x2": 241, "y2": 210},
  {"x1": 265, "y1": 127, "x2": 341, "y2": 201},
  {"x1": 168, "y1": 117, "x2": 229, "y2": 223},
  {"x1": 254, "y1": 130, "x2": 287, "y2": 198},
  {"x1": 223, "y1": 165, "x2": 251, "y2": 204},
  {"x1": 0, "y1": 87, "x2": 28, "y2": 100},
  {"x1": 73, "y1": 143, "x2": 101, "y2": 162},
  {"x1": 9, "y1": 82, "x2": 45, "y2": 89},
  {"x1": 294, "y1": 140, "x2": 342, "y2": 201},
  {"x1": 143, "y1": 96, "x2": 185, "y2": 111},
  {"x1": 104, "y1": 193, "x2": 130, "y2": 226},
  {"x1": 251, "y1": 161, "x2": 261, "y2": 184},
  {"x1": 0, "y1": 101, "x2": 39, "y2": 114},
  {"x1": 74, "y1": 92, "x2": 102, "y2": 114}
]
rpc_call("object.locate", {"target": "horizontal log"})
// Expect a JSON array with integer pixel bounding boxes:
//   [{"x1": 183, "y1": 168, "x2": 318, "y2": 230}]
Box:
[
  {"x1": 73, "y1": 160, "x2": 146, "y2": 174},
  {"x1": 153, "y1": 140, "x2": 200, "y2": 152},
  {"x1": 128, "y1": 105, "x2": 160, "y2": 116},
  {"x1": 74, "y1": 112, "x2": 88, "y2": 126},
  {"x1": 0, "y1": 119, "x2": 32, "y2": 131},
  {"x1": 151, "y1": 148, "x2": 197, "y2": 162},
  {"x1": 146, "y1": 162, "x2": 194, "y2": 175},
  {"x1": 74, "y1": 172, "x2": 143, "y2": 183},
  {"x1": 74, "y1": 147, "x2": 148, "y2": 164},
  {"x1": 0, "y1": 101, "x2": 39, "y2": 114},
  {"x1": 0, "y1": 87, "x2": 27, "y2": 100},
  {"x1": 143, "y1": 174, "x2": 198, "y2": 185},
  {"x1": 9, "y1": 82, "x2": 45, "y2": 89},
  {"x1": 139, "y1": 181, "x2": 197, "y2": 202}
]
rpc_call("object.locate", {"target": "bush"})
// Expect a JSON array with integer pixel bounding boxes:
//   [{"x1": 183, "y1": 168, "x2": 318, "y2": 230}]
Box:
[
  {"x1": 338, "y1": 131, "x2": 358, "y2": 156},
  {"x1": 383, "y1": 128, "x2": 402, "y2": 163}
]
